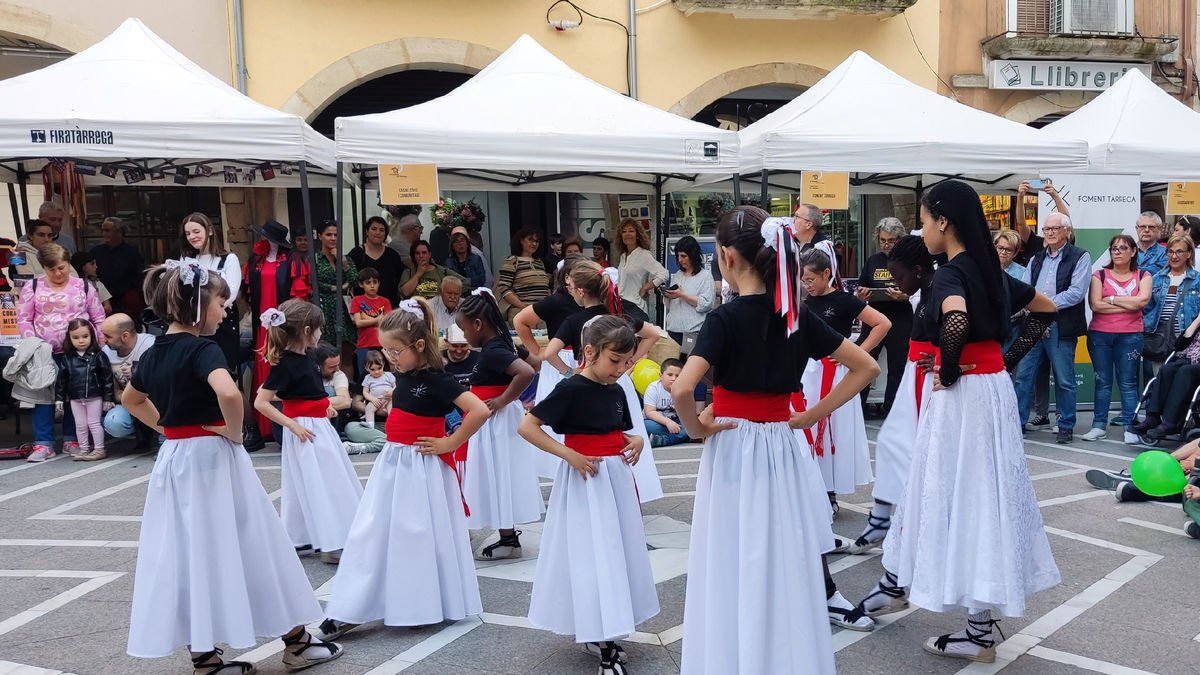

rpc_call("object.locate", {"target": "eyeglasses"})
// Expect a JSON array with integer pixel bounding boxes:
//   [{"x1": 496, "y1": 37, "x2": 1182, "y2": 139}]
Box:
[
  {"x1": 382, "y1": 345, "x2": 414, "y2": 360},
  {"x1": 1136, "y1": 225, "x2": 1158, "y2": 230},
  {"x1": 878, "y1": 238, "x2": 899, "y2": 246},
  {"x1": 1042, "y1": 226, "x2": 1066, "y2": 233},
  {"x1": 1109, "y1": 245, "x2": 1132, "y2": 253},
  {"x1": 1168, "y1": 249, "x2": 1191, "y2": 256},
  {"x1": 995, "y1": 245, "x2": 1016, "y2": 254}
]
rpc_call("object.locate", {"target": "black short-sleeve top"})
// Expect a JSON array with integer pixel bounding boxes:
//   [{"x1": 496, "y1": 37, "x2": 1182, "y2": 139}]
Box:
[
  {"x1": 443, "y1": 351, "x2": 479, "y2": 388},
  {"x1": 930, "y1": 255, "x2": 1036, "y2": 345},
  {"x1": 532, "y1": 290, "x2": 583, "y2": 339},
  {"x1": 130, "y1": 333, "x2": 228, "y2": 426},
  {"x1": 531, "y1": 374, "x2": 632, "y2": 435},
  {"x1": 262, "y1": 351, "x2": 327, "y2": 400},
  {"x1": 471, "y1": 336, "x2": 518, "y2": 387},
  {"x1": 392, "y1": 368, "x2": 466, "y2": 417},
  {"x1": 911, "y1": 286, "x2": 938, "y2": 343},
  {"x1": 691, "y1": 294, "x2": 844, "y2": 394},
  {"x1": 804, "y1": 290, "x2": 867, "y2": 339},
  {"x1": 554, "y1": 304, "x2": 645, "y2": 356}
]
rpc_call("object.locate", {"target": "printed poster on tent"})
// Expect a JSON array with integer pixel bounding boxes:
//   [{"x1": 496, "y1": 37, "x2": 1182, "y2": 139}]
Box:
[
  {"x1": 0, "y1": 293, "x2": 18, "y2": 347},
  {"x1": 378, "y1": 164, "x2": 439, "y2": 205},
  {"x1": 1035, "y1": 173, "x2": 1140, "y2": 232}
]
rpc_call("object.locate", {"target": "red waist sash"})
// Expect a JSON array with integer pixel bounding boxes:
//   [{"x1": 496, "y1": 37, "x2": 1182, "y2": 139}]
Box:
[
  {"x1": 813, "y1": 358, "x2": 839, "y2": 457},
  {"x1": 909, "y1": 340, "x2": 935, "y2": 418},
  {"x1": 385, "y1": 408, "x2": 469, "y2": 515},
  {"x1": 281, "y1": 398, "x2": 330, "y2": 418},
  {"x1": 564, "y1": 430, "x2": 626, "y2": 457},
  {"x1": 712, "y1": 386, "x2": 790, "y2": 423},
  {"x1": 163, "y1": 424, "x2": 221, "y2": 440},
  {"x1": 789, "y1": 391, "x2": 815, "y2": 450},
  {"x1": 453, "y1": 385, "x2": 510, "y2": 463},
  {"x1": 935, "y1": 341, "x2": 1005, "y2": 376}
]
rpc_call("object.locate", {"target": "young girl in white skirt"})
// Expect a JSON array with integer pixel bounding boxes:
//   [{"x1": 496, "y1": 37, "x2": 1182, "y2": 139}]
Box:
[
  {"x1": 857, "y1": 180, "x2": 1061, "y2": 663},
  {"x1": 318, "y1": 299, "x2": 490, "y2": 641},
  {"x1": 519, "y1": 314, "x2": 660, "y2": 675},
  {"x1": 124, "y1": 261, "x2": 342, "y2": 674},
  {"x1": 542, "y1": 260, "x2": 663, "y2": 502},
  {"x1": 253, "y1": 299, "x2": 364, "y2": 565},
  {"x1": 455, "y1": 288, "x2": 545, "y2": 560},
  {"x1": 800, "y1": 245, "x2": 890, "y2": 513},
  {"x1": 513, "y1": 254, "x2": 585, "y2": 479},
  {"x1": 848, "y1": 235, "x2": 937, "y2": 555},
  {"x1": 672, "y1": 207, "x2": 879, "y2": 674}
]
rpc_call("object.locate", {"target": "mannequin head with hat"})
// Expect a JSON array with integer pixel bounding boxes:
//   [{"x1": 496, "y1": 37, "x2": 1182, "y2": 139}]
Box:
[{"x1": 253, "y1": 220, "x2": 292, "y2": 260}]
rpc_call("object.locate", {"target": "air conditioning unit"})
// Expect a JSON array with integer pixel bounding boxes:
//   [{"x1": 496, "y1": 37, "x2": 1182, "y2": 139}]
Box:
[{"x1": 1049, "y1": 0, "x2": 1134, "y2": 35}]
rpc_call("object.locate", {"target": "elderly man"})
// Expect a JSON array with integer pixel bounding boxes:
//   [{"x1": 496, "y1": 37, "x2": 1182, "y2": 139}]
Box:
[
  {"x1": 429, "y1": 276, "x2": 464, "y2": 331},
  {"x1": 100, "y1": 313, "x2": 156, "y2": 447},
  {"x1": 1134, "y1": 211, "x2": 1167, "y2": 276},
  {"x1": 91, "y1": 217, "x2": 145, "y2": 316},
  {"x1": 1017, "y1": 212, "x2": 1092, "y2": 444},
  {"x1": 856, "y1": 217, "x2": 911, "y2": 415},
  {"x1": 38, "y1": 201, "x2": 76, "y2": 254},
  {"x1": 793, "y1": 203, "x2": 828, "y2": 252},
  {"x1": 390, "y1": 213, "x2": 424, "y2": 271}
]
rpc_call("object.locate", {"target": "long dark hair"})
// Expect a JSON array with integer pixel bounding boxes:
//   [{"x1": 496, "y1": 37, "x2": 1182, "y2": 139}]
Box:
[
  {"x1": 715, "y1": 206, "x2": 800, "y2": 303},
  {"x1": 510, "y1": 226, "x2": 543, "y2": 257},
  {"x1": 179, "y1": 212, "x2": 227, "y2": 258},
  {"x1": 1104, "y1": 234, "x2": 1139, "y2": 271},
  {"x1": 921, "y1": 180, "x2": 1006, "y2": 316},
  {"x1": 674, "y1": 235, "x2": 704, "y2": 276}
]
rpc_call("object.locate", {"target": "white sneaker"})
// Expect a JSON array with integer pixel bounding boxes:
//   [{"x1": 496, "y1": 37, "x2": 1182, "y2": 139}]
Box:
[
  {"x1": 1080, "y1": 428, "x2": 1106, "y2": 441},
  {"x1": 342, "y1": 441, "x2": 371, "y2": 454},
  {"x1": 1123, "y1": 431, "x2": 1140, "y2": 445}
]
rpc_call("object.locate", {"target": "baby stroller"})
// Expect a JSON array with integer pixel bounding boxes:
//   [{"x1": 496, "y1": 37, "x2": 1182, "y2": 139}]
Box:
[{"x1": 1131, "y1": 351, "x2": 1200, "y2": 446}]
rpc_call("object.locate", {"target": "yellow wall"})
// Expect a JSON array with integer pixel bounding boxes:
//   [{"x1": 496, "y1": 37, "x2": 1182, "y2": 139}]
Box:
[{"x1": 240, "y1": 0, "x2": 941, "y2": 120}]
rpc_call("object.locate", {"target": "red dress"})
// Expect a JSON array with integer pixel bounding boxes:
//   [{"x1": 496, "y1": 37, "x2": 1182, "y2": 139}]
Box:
[{"x1": 244, "y1": 244, "x2": 310, "y2": 436}]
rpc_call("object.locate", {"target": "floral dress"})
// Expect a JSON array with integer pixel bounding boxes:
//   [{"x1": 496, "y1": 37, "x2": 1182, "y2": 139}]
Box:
[{"x1": 317, "y1": 253, "x2": 357, "y2": 346}]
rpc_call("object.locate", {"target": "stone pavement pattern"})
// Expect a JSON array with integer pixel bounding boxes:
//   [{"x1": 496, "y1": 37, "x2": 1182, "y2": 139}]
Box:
[{"x1": 0, "y1": 416, "x2": 1198, "y2": 675}]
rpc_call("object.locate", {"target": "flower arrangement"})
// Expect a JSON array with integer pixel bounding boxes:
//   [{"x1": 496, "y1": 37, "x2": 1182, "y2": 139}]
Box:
[{"x1": 431, "y1": 197, "x2": 486, "y2": 233}]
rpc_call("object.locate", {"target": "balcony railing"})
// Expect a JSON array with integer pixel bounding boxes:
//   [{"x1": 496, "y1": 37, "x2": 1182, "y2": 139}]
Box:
[{"x1": 672, "y1": 0, "x2": 918, "y2": 20}]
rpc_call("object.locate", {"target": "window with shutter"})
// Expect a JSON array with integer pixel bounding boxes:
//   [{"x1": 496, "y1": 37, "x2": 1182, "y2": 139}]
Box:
[{"x1": 1016, "y1": 0, "x2": 1050, "y2": 33}]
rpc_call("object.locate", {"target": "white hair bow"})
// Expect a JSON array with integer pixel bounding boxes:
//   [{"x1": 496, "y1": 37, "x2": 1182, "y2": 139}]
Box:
[
  {"x1": 471, "y1": 287, "x2": 495, "y2": 299},
  {"x1": 166, "y1": 258, "x2": 210, "y2": 324},
  {"x1": 397, "y1": 299, "x2": 424, "y2": 318},
  {"x1": 259, "y1": 308, "x2": 286, "y2": 328},
  {"x1": 602, "y1": 267, "x2": 620, "y2": 286},
  {"x1": 760, "y1": 217, "x2": 801, "y2": 336}
]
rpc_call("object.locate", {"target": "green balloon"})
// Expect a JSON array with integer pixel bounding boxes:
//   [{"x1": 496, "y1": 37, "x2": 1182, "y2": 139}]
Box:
[{"x1": 1130, "y1": 450, "x2": 1187, "y2": 497}]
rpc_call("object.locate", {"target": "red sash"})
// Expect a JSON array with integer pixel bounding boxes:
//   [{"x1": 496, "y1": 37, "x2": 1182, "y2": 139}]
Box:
[
  {"x1": 564, "y1": 430, "x2": 626, "y2": 457},
  {"x1": 453, "y1": 385, "x2": 510, "y2": 463},
  {"x1": 712, "y1": 386, "x2": 790, "y2": 423},
  {"x1": 908, "y1": 340, "x2": 935, "y2": 418},
  {"x1": 281, "y1": 398, "x2": 330, "y2": 418},
  {"x1": 813, "y1": 358, "x2": 838, "y2": 457},
  {"x1": 934, "y1": 341, "x2": 1005, "y2": 376},
  {"x1": 789, "y1": 391, "x2": 816, "y2": 451},
  {"x1": 163, "y1": 424, "x2": 221, "y2": 440},
  {"x1": 385, "y1": 408, "x2": 469, "y2": 515}
]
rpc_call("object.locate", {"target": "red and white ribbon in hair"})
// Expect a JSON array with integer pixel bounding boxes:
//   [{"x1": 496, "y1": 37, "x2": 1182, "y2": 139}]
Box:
[
  {"x1": 602, "y1": 266, "x2": 623, "y2": 316},
  {"x1": 761, "y1": 217, "x2": 800, "y2": 336},
  {"x1": 812, "y1": 240, "x2": 841, "y2": 288}
]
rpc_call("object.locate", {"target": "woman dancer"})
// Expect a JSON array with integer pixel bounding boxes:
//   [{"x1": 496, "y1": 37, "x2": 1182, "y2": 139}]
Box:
[
  {"x1": 849, "y1": 235, "x2": 936, "y2": 554},
  {"x1": 456, "y1": 288, "x2": 545, "y2": 560},
  {"x1": 673, "y1": 207, "x2": 879, "y2": 674},
  {"x1": 254, "y1": 299, "x2": 364, "y2": 564},
  {"x1": 858, "y1": 180, "x2": 1061, "y2": 663},
  {"x1": 125, "y1": 261, "x2": 341, "y2": 673},
  {"x1": 520, "y1": 315, "x2": 660, "y2": 675},
  {"x1": 542, "y1": 260, "x2": 664, "y2": 502},
  {"x1": 319, "y1": 299, "x2": 489, "y2": 640}
]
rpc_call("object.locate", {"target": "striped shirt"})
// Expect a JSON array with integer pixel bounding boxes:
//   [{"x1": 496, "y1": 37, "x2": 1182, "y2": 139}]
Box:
[{"x1": 496, "y1": 256, "x2": 550, "y2": 307}]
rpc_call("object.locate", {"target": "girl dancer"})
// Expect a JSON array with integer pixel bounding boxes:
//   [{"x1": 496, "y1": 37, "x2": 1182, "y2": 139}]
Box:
[
  {"x1": 519, "y1": 315, "x2": 660, "y2": 675},
  {"x1": 859, "y1": 180, "x2": 1061, "y2": 663},
  {"x1": 55, "y1": 319, "x2": 115, "y2": 461},
  {"x1": 673, "y1": 207, "x2": 878, "y2": 674},
  {"x1": 125, "y1": 261, "x2": 340, "y2": 674},
  {"x1": 456, "y1": 288, "x2": 545, "y2": 560},
  {"x1": 849, "y1": 235, "x2": 936, "y2": 554},
  {"x1": 800, "y1": 247, "x2": 890, "y2": 510},
  {"x1": 542, "y1": 260, "x2": 664, "y2": 502},
  {"x1": 254, "y1": 299, "x2": 364, "y2": 565},
  {"x1": 319, "y1": 299, "x2": 489, "y2": 640}
]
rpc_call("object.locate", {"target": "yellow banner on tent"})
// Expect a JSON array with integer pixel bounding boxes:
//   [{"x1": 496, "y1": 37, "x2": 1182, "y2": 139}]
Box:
[
  {"x1": 1168, "y1": 181, "x2": 1200, "y2": 214},
  {"x1": 801, "y1": 171, "x2": 849, "y2": 210},
  {"x1": 378, "y1": 164, "x2": 439, "y2": 205}
]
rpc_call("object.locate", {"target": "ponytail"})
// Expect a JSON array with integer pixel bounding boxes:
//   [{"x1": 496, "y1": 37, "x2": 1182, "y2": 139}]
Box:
[
  {"x1": 380, "y1": 298, "x2": 444, "y2": 371},
  {"x1": 457, "y1": 288, "x2": 529, "y2": 359},
  {"x1": 260, "y1": 299, "x2": 324, "y2": 366},
  {"x1": 716, "y1": 207, "x2": 805, "y2": 335}
]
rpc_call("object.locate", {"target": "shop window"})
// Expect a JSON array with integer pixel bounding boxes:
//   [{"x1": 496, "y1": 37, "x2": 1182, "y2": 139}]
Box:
[{"x1": 82, "y1": 186, "x2": 222, "y2": 265}]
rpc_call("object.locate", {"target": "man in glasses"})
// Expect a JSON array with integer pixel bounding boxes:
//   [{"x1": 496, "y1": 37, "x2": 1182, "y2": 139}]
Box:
[
  {"x1": 793, "y1": 203, "x2": 828, "y2": 252},
  {"x1": 1134, "y1": 212, "x2": 1167, "y2": 276},
  {"x1": 1016, "y1": 212, "x2": 1092, "y2": 444}
]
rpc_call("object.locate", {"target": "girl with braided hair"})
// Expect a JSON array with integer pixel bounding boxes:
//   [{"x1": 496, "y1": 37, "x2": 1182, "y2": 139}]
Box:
[
  {"x1": 455, "y1": 288, "x2": 545, "y2": 560},
  {"x1": 857, "y1": 180, "x2": 1061, "y2": 663}
]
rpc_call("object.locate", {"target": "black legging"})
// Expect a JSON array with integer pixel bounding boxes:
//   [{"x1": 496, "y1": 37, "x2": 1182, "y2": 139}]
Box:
[
  {"x1": 860, "y1": 317, "x2": 911, "y2": 411},
  {"x1": 1147, "y1": 357, "x2": 1200, "y2": 425}
]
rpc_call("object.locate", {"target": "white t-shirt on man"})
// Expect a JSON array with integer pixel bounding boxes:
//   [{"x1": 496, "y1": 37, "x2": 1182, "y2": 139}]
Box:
[{"x1": 102, "y1": 333, "x2": 155, "y2": 391}]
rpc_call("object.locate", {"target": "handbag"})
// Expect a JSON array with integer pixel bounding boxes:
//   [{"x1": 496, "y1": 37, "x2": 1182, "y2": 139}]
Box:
[{"x1": 1144, "y1": 289, "x2": 1179, "y2": 361}]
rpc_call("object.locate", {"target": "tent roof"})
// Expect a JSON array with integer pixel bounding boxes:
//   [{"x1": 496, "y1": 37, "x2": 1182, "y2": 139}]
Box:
[
  {"x1": 738, "y1": 51, "x2": 1089, "y2": 176},
  {"x1": 335, "y1": 34, "x2": 738, "y2": 193},
  {"x1": 1041, "y1": 68, "x2": 1200, "y2": 181},
  {"x1": 0, "y1": 18, "x2": 335, "y2": 180}
]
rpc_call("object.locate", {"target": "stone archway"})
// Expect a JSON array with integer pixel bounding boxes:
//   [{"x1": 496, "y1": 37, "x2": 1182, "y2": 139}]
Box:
[
  {"x1": 280, "y1": 37, "x2": 503, "y2": 122},
  {"x1": 667, "y1": 62, "x2": 828, "y2": 120},
  {"x1": 999, "y1": 90, "x2": 1094, "y2": 125},
  {"x1": 0, "y1": 2, "x2": 94, "y2": 53}
]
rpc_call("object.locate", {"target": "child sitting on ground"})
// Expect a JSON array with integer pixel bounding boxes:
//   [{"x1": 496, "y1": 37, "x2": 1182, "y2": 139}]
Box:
[
  {"x1": 643, "y1": 358, "x2": 690, "y2": 447},
  {"x1": 361, "y1": 350, "x2": 396, "y2": 423}
]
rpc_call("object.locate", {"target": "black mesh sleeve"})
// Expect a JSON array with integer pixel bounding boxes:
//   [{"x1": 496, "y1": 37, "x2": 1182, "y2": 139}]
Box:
[
  {"x1": 937, "y1": 310, "x2": 969, "y2": 388},
  {"x1": 1004, "y1": 310, "x2": 1057, "y2": 371}
]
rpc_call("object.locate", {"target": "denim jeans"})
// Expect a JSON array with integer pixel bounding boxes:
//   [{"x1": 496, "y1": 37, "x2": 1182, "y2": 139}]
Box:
[
  {"x1": 1016, "y1": 325, "x2": 1078, "y2": 431},
  {"x1": 33, "y1": 401, "x2": 76, "y2": 447},
  {"x1": 103, "y1": 405, "x2": 137, "y2": 439},
  {"x1": 646, "y1": 419, "x2": 689, "y2": 447},
  {"x1": 667, "y1": 331, "x2": 709, "y2": 402},
  {"x1": 1086, "y1": 331, "x2": 1143, "y2": 431}
]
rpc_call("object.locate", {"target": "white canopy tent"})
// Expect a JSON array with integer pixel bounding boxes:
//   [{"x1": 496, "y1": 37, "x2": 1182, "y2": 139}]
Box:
[
  {"x1": 1041, "y1": 68, "x2": 1200, "y2": 183},
  {"x1": 335, "y1": 34, "x2": 739, "y2": 196},
  {"x1": 733, "y1": 51, "x2": 1090, "y2": 196}
]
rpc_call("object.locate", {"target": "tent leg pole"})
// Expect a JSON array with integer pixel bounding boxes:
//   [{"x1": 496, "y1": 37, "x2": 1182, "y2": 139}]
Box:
[
  {"x1": 299, "y1": 162, "x2": 320, "y2": 304},
  {"x1": 359, "y1": 182, "x2": 367, "y2": 235},
  {"x1": 349, "y1": 182, "x2": 360, "y2": 249},
  {"x1": 17, "y1": 162, "x2": 30, "y2": 223},
  {"x1": 7, "y1": 184, "x2": 21, "y2": 238},
  {"x1": 760, "y1": 169, "x2": 769, "y2": 209},
  {"x1": 654, "y1": 176, "x2": 665, "y2": 322},
  {"x1": 335, "y1": 163, "x2": 345, "y2": 347},
  {"x1": 732, "y1": 174, "x2": 742, "y2": 205}
]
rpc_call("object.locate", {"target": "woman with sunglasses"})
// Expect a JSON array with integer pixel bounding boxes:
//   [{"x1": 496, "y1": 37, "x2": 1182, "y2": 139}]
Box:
[{"x1": 1082, "y1": 235, "x2": 1151, "y2": 443}]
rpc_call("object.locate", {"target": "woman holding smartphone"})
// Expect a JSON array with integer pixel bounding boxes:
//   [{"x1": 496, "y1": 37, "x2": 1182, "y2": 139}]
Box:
[{"x1": 856, "y1": 218, "x2": 912, "y2": 416}]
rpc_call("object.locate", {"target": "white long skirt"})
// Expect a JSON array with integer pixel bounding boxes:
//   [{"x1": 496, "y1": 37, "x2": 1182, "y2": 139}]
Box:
[
  {"x1": 324, "y1": 441, "x2": 482, "y2": 626},
  {"x1": 790, "y1": 422, "x2": 836, "y2": 551},
  {"x1": 882, "y1": 373, "x2": 1060, "y2": 617},
  {"x1": 127, "y1": 436, "x2": 322, "y2": 658},
  {"x1": 281, "y1": 415, "x2": 364, "y2": 553},
  {"x1": 534, "y1": 352, "x2": 576, "y2": 479},
  {"x1": 529, "y1": 455, "x2": 660, "y2": 643},
  {"x1": 617, "y1": 373, "x2": 664, "y2": 503},
  {"x1": 682, "y1": 420, "x2": 834, "y2": 674},
  {"x1": 802, "y1": 359, "x2": 873, "y2": 495},
  {"x1": 872, "y1": 360, "x2": 933, "y2": 506},
  {"x1": 463, "y1": 400, "x2": 546, "y2": 529}
]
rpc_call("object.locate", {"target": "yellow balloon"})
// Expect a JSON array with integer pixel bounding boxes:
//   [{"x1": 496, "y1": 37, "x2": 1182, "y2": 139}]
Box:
[{"x1": 631, "y1": 358, "x2": 661, "y2": 396}]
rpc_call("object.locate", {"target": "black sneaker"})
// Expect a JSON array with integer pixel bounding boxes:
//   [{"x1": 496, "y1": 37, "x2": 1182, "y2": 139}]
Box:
[
  {"x1": 1185, "y1": 521, "x2": 1200, "y2": 539},
  {"x1": 1110, "y1": 417, "x2": 1128, "y2": 427},
  {"x1": 1026, "y1": 415, "x2": 1051, "y2": 431},
  {"x1": 1085, "y1": 468, "x2": 1130, "y2": 490},
  {"x1": 1055, "y1": 428, "x2": 1073, "y2": 444},
  {"x1": 1115, "y1": 481, "x2": 1153, "y2": 503}
]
